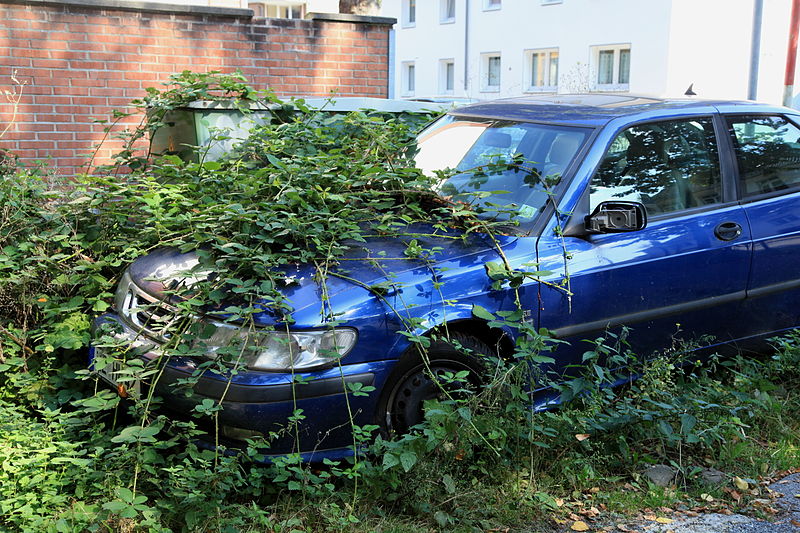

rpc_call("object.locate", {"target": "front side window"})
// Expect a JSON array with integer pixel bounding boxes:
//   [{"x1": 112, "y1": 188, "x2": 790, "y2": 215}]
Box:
[
  {"x1": 526, "y1": 48, "x2": 558, "y2": 92},
  {"x1": 592, "y1": 45, "x2": 631, "y2": 91},
  {"x1": 415, "y1": 116, "x2": 591, "y2": 221},
  {"x1": 590, "y1": 118, "x2": 722, "y2": 215},
  {"x1": 727, "y1": 115, "x2": 800, "y2": 197}
]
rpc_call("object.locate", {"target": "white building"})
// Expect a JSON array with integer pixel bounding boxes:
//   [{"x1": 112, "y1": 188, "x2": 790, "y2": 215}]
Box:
[{"x1": 381, "y1": 0, "x2": 800, "y2": 107}]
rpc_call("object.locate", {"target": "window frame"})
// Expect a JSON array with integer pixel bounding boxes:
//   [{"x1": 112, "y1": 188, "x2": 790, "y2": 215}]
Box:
[
  {"x1": 481, "y1": 53, "x2": 502, "y2": 92},
  {"x1": 590, "y1": 44, "x2": 631, "y2": 92},
  {"x1": 440, "y1": 0, "x2": 456, "y2": 23},
  {"x1": 402, "y1": 0, "x2": 416, "y2": 27},
  {"x1": 401, "y1": 61, "x2": 416, "y2": 96},
  {"x1": 439, "y1": 59, "x2": 455, "y2": 95},
  {"x1": 523, "y1": 48, "x2": 559, "y2": 93},
  {"x1": 483, "y1": 0, "x2": 501, "y2": 11},
  {"x1": 723, "y1": 113, "x2": 800, "y2": 203}
]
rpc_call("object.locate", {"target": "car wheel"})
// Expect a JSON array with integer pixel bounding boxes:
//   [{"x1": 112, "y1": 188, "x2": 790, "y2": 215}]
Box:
[{"x1": 379, "y1": 333, "x2": 494, "y2": 436}]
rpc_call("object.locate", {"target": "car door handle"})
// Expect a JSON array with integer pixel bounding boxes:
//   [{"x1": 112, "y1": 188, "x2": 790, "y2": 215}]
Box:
[{"x1": 714, "y1": 221, "x2": 743, "y2": 241}]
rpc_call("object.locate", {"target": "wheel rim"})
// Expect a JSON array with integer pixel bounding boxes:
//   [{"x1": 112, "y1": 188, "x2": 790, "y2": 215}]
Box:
[{"x1": 385, "y1": 359, "x2": 477, "y2": 435}]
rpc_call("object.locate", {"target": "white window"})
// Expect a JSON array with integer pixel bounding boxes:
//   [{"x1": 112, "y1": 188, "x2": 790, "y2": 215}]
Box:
[
  {"x1": 441, "y1": 0, "x2": 456, "y2": 22},
  {"x1": 256, "y1": 3, "x2": 305, "y2": 19},
  {"x1": 402, "y1": 62, "x2": 416, "y2": 96},
  {"x1": 524, "y1": 48, "x2": 558, "y2": 92},
  {"x1": 440, "y1": 59, "x2": 455, "y2": 94},
  {"x1": 484, "y1": 0, "x2": 501, "y2": 10},
  {"x1": 591, "y1": 44, "x2": 631, "y2": 91},
  {"x1": 481, "y1": 53, "x2": 501, "y2": 91},
  {"x1": 403, "y1": 0, "x2": 416, "y2": 27}
]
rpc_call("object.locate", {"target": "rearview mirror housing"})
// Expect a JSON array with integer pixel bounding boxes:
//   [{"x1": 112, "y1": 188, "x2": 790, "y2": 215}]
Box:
[{"x1": 585, "y1": 201, "x2": 647, "y2": 233}]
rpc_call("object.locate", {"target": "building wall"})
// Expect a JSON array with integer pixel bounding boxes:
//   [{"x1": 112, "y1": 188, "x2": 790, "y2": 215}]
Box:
[
  {"x1": 0, "y1": 1, "x2": 391, "y2": 174},
  {"x1": 384, "y1": 0, "x2": 800, "y2": 106}
]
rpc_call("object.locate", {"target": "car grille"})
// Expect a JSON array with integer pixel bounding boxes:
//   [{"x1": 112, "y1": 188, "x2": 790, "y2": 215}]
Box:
[{"x1": 115, "y1": 272, "x2": 187, "y2": 342}]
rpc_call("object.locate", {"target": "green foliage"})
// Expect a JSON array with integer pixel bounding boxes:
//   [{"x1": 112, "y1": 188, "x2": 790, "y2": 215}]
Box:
[{"x1": 1, "y1": 71, "x2": 800, "y2": 531}]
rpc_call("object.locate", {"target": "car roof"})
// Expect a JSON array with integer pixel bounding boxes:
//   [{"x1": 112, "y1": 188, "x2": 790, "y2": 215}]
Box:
[{"x1": 449, "y1": 93, "x2": 776, "y2": 128}]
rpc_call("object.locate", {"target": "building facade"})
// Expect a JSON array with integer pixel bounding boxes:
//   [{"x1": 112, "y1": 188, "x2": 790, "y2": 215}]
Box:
[{"x1": 381, "y1": 0, "x2": 799, "y2": 106}]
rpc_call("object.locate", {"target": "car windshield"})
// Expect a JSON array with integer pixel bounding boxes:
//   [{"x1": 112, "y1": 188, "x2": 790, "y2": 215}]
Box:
[{"x1": 415, "y1": 116, "x2": 591, "y2": 222}]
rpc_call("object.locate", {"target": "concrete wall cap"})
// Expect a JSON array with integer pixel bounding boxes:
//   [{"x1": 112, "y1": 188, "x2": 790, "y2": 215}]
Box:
[
  {"x1": 306, "y1": 12, "x2": 396, "y2": 25},
  {"x1": 0, "y1": 0, "x2": 252, "y2": 17}
]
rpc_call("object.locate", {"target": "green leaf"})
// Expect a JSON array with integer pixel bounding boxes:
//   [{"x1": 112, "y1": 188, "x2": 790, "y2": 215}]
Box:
[
  {"x1": 472, "y1": 304, "x2": 495, "y2": 321},
  {"x1": 399, "y1": 451, "x2": 417, "y2": 472}
]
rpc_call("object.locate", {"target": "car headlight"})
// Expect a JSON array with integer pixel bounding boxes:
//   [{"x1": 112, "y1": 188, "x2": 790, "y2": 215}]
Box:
[{"x1": 197, "y1": 322, "x2": 358, "y2": 371}]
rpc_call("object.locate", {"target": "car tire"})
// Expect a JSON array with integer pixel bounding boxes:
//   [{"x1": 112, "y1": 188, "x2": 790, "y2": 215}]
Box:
[{"x1": 378, "y1": 332, "x2": 495, "y2": 437}]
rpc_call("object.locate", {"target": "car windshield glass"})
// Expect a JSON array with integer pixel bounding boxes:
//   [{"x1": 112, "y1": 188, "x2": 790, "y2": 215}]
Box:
[{"x1": 415, "y1": 115, "x2": 591, "y2": 222}]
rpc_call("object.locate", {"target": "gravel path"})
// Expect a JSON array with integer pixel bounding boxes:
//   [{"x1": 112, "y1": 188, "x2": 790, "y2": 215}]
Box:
[{"x1": 550, "y1": 473, "x2": 800, "y2": 533}]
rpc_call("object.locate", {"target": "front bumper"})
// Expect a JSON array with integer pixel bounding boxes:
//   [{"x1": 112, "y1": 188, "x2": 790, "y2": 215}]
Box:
[{"x1": 90, "y1": 313, "x2": 394, "y2": 459}]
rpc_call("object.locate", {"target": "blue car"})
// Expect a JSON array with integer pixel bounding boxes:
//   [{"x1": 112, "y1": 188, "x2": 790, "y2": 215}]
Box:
[{"x1": 92, "y1": 94, "x2": 800, "y2": 461}]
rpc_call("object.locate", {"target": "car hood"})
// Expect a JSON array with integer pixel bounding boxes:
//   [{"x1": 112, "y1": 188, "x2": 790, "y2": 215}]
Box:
[{"x1": 127, "y1": 225, "x2": 516, "y2": 325}]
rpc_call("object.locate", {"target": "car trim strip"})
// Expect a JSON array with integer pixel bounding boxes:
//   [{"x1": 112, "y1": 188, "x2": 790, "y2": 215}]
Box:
[
  {"x1": 551, "y1": 290, "x2": 747, "y2": 339},
  {"x1": 747, "y1": 279, "x2": 800, "y2": 299}
]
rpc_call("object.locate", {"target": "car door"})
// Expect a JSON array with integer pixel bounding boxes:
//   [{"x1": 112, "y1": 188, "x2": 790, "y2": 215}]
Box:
[
  {"x1": 535, "y1": 114, "x2": 752, "y2": 369},
  {"x1": 723, "y1": 113, "x2": 800, "y2": 342}
]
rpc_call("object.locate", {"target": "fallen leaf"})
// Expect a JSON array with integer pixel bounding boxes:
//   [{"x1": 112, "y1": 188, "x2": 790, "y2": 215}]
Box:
[
  {"x1": 589, "y1": 487, "x2": 600, "y2": 493},
  {"x1": 733, "y1": 476, "x2": 749, "y2": 491},
  {"x1": 790, "y1": 519, "x2": 800, "y2": 527},
  {"x1": 730, "y1": 490, "x2": 742, "y2": 502},
  {"x1": 655, "y1": 517, "x2": 673, "y2": 524},
  {"x1": 575, "y1": 433, "x2": 590, "y2": 441},
  {"x1": 700, "y1": 493, "x2": 714, "y2": 502},
  {"x1": 570, "y1": 521, "x2": 590, "y2": 532},
  {"x1": 37, "y1": 297, "x2": 47, "y2": 302},
  {"x1": 555, "y1": 498, "x2": 565, "y2": 507},
  {"x1": 643, "y1": 514, "x2": 657, "y2": 521}
]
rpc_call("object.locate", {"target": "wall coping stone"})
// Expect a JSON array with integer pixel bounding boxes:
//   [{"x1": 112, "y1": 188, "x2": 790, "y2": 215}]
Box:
[
  {"x1": 0, "y1": 0, "x2": 252, "y2": 17},
  {"x1": 306, "y1": 12, "x2": 396, "y2": 25}
]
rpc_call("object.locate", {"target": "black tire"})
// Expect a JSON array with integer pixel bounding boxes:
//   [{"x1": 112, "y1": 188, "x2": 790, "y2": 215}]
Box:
[{"x1": 378, "y1": 332, "x2": 495, "y2": 437}]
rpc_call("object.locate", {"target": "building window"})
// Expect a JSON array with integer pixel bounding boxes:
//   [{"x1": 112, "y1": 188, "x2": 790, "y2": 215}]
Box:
[
  {"x1": 484, "y1": 0, "x2": 501, "y2": 10},
  {"x1": 482, "y1": 53, "x2": 501, "y2": 91},
  {"x1": 252, "y1": 3, "x2": 306, "y2": 19},
  {"x1": 592, "y1": 44, "x2": 631, "y2": 91},
  {"x1": 402, "y1": 62, "x2": 416, "y2": 95},
  {"x1": 524, "y1": 48, "x2": 558, "y2": 92},
  {"x1": 441, "y1": 0, "x2": 456, "y2": 22},
  {"x1": 403, "y1": 0, "x2": 416, "y2": 26},
  {"x1": 440, "y1": 59, "x2": 455, "y2": 94}
]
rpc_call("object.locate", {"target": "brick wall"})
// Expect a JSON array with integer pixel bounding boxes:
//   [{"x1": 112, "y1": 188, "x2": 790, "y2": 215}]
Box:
[{"x1": 0, "y1": 1, "x2": 394, "y2": 174}]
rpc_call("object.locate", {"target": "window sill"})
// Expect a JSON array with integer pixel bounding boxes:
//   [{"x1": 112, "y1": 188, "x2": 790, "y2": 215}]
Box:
[
  {"x1": 483, "y1": 5, "x2": 501, "y2": 11},
  {"x1": 440, "y1": 18, "x2": 455, "y2": 24},
  {"x1": 524, "y1": 86, "x2": 558, "y2": 93},
  {"x1": 401, "y1": 22, "x2": 416, "y2": 28},
  {"x1": 592, "y1": 84, "x2": 630, "y2": 92},
  {"x1": 480, "y1": 86, "x2": 501, "y2": 93}
]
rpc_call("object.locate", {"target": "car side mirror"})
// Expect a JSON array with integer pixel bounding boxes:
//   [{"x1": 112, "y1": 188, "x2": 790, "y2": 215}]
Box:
[{"x1": 585, "y1": 201, "x2": 647, "y2": 233}]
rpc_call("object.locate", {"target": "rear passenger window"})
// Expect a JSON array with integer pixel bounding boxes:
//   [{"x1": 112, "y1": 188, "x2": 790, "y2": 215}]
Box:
[
  {"x1": 727, "y1": 115, "x2": 800, "y2": 197},
  {"x1": 590, "y1": 118, "x2": 723, "y2": 215}
]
